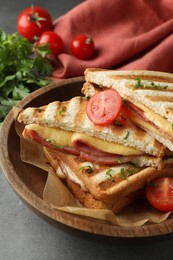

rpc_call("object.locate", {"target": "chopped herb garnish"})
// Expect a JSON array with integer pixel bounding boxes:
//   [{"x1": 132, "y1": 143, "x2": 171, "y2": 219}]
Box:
[
  {"x1": 120, "y1": 168, "x2": 135, "y2": 179},
  {"x1": 126, "y1": 169, "x2": 135, "y2": 177},
  {"x1": 128, "y1": 161, "x2": 140, "y2": 168},
  {"x1": 105, "y1": 168, "x2": 114, "y2": 182},
  {"x1": 120, "y1": 168, "x2": 127, "y2": 179},
  {"x1": 85, "y1": 96, "x2": 90, "y2": 101},
  {"x1": 59, "y1": 106, "x2": 67, "y2": 115},
  {"x1": 171, "y1": 123, "x2": 173, "y2": 130},
  {"x1": 46, "y1": 138, "x2": 56, "y2": 143},
  {"x1": 134, "y1": 78, "x2": 142, "y2": 89},
  {"x1": 79, "y1": 165, "x2": 93, "y2": 173},
  {"x1": 150, "y1": 81, "x2": 169, "y2": 89},
  {"x1": 150, "y1": 81, "x2": 161, "y2": 89},
  {"x1": 113, "y1": 120, "x2": 123, "y2": 127},
  {"x1": 122, "y1": 98, "x2": 128, "y2": 106},
  {"x1": 45, "y1": 138, "x2": 64, "y2": 149},
  {"x1": 124, "y1": 131, "x2": 130, "y2": 140}
]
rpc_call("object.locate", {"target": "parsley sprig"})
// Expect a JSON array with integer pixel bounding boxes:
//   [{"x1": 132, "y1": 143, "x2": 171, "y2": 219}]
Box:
[
  {"x1": 0, "y1": 31, "x2": 53, "y2": 125},
  {"x1": 105, "y1": 168, "x2": 114, "y2": 182}
]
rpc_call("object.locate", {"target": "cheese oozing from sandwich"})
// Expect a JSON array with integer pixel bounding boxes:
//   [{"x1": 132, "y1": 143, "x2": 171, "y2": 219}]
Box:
[
  {"x1": 56, "y1": 164, "x2": 88, "y2": 191},
  {"x1": 25, "y1": 124, "x2": 143, "y2": 156},
  {"x1": 127, "y1": 97, "x2": 173, "y2": 137}
]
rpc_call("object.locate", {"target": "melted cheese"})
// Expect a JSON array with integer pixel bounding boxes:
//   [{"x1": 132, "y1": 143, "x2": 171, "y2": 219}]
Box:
[
  {"x1": 25, "y1": 124, "x2": 143, "y2": 156},
  {"x1": 128, "y1": 97, "x2": 173, "y2": 136},
  {"x1": 56, "y1": 165, "x2": 87, "y2": 191}
]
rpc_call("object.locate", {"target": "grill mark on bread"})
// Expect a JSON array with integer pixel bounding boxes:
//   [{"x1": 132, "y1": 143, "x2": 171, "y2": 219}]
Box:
[
  {"x1": 111, "y1": 75, "x2": 173, "y2": 83},
  {"x1": 85, "y1": 68, "x2": 173, "y2": 83},
  {"x1": 145, "y1": 95, "x2": 173, "y2": 102}
]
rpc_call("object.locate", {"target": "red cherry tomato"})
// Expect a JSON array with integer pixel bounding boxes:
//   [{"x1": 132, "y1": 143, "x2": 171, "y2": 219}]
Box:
[
  {"x1": 86, "y1": 89, "x2": 123, "y2": 125},
  {"x1": 17, "y1": 6, "x2": 53, "y2": 42},
  {"x1": 146, "y1": 177, "x2": 173, "y2": 212},
  {"x1": 70, "y1": 34, "x2": 95, "y2": 60},
  {"x1": 37, "y1": 31, "x2": 64, "y2": 56}
]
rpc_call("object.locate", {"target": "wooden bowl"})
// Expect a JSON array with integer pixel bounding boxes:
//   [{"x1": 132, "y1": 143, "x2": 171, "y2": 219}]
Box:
[{"x1": 1, "y1": 76, "x2": 173, "y2": 238}]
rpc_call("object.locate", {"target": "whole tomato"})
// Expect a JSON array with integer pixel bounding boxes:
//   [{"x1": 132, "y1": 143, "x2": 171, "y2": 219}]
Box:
[
  {"x1": 37, "y1": 31, "x2": 64, "y2": 56},
  {"x1": 70, "y1": 34, "x2": 95, "y2": 60},
  {"x1": 17, "y1": 6, "x2": 53, "y2": 42}
]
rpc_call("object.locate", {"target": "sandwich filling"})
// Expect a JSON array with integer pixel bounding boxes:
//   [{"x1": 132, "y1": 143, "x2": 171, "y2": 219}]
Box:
[
  {"x1": 123, "y1": 97, "x2": 173, "y2": 144},
  {"x1": 23, "y1": 123, "x2": 152, "y2": 166}
]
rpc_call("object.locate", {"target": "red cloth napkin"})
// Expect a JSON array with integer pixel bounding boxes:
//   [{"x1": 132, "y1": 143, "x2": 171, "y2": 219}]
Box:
[{"x1": 52, "y1": 0, "x2": 173, "y2": 78}]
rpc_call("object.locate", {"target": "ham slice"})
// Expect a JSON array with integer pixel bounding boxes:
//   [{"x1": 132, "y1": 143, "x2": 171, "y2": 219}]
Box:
[
  {"x1": 24, "y1": 128, "x2": 138, "y2": 165},
  {"x1": 124, "y1": 102, "x2": 173, "y2": 143}
]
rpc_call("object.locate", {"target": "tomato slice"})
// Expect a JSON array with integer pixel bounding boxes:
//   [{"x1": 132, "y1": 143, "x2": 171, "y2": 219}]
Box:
[
  {"x1": 86, "y1": 89, "x2": 122, "y2": 125},
  {"x1": 146, "y1": 177, "x2": 173, "y2": 212}
]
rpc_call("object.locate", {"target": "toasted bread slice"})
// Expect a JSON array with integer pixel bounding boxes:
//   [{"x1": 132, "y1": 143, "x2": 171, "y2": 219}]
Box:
[
  {"x1": 43, "y1": 147, "x2": 142, "y2": 213},
  {"x1": 18, "y1": 96, "x2": 164, "y2": 157},
  {"x1": 43, "y1": 147, "x2": 158, "y2": 203},
  {"x1": 85, "y1": 68, "x2": 173, "y2": 122}
]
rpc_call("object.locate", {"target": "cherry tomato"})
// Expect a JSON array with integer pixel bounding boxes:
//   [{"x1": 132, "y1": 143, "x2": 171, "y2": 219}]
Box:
[
  {"x1": 17, "y1": 6, "x2": 53, "y2": 42},
  {"x1": 70, "y1": 34, "x2": 95, "y2": 60},
  {"x1": 86, "y1": 89, "x2": 123, "y2": 125},
  {"x1": 37, "y1": 31, "x2": 64, "y2": 56},
  {"x1": 146, "y1": 177, "x2": 173, "y2": 212}
]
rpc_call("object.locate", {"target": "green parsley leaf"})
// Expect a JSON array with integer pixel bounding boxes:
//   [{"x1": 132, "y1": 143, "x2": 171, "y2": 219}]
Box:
[
  {"x1": 150, "y1": 81, "x2": 161, "y2": 89},
  {"x1": 105, "y1": 168, "x2": 114, "y2": 182},
  {"x1": 134, "y1": 78, "x2": 142, "y2": 89},
  {"x1": 85, "y1": 96, "x2": 90, "y2": 101},
  {"x1": 45, "y1": 138, "x2": 64, "y2": 149},
  {"x1": 124, "y1": 131, "x2": 130, "y2": 140},
  {"x1": 126, "y1": 169, "x2": 135, "y2": 177},
  {"x1": 120, "y1": 168, "x2": 127, "y2": 179},
  {"x1": 59, "y1": 106, "x2": 67, "y2": 115},
  {"x1": 113, "y1": 120, "x2": 123, "y2": 127},
  {"x1": 122, "y1": 98, "x2": 128, "y2": 106},
  {"x1": 128, "y1": 161, "x2": 140, "y2": 168},
  {"x1": 36, "y1": 43, "x2": 52, "y2": 58}
]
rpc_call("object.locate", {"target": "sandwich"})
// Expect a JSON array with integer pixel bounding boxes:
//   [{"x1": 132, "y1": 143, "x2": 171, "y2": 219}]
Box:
[
  {"x1": 43, "y1": 146, "x2": 145, "y2": 213},
  {"x1": 84, "y1": 68, "x2": 173, "y2": 153},
  {"x1": 17, "y1": 96, "x2": 164, "y2": 167},
  {"x1": 17, "y1": 93, "x2": 165, "y2": 213}
]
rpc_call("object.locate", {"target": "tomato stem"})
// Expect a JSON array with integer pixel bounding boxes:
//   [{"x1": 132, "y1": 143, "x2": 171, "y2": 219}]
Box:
[
  {"x1": 28, "y1": 5, "x2": 47, "y2": 28},
  {"x1": 85, "y1": 37, "x2": 92, "y2": 45}
]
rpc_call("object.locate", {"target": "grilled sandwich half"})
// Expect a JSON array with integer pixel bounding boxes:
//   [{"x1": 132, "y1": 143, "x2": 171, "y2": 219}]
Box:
[
  {"x1": 84, "y1": 68, "x2": 173, "y2": 152},
  {"x1": 18, "y1": 96, "x2": 164, "y2": 168},
  {"x1": 43, "y1": 147, "x2": 173, "y2": 213}
]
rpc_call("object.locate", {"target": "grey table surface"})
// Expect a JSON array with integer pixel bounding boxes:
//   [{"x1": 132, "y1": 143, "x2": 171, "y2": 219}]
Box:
[{"x1": 1, "y1": 1, "x2": 173, "y2": 259}]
